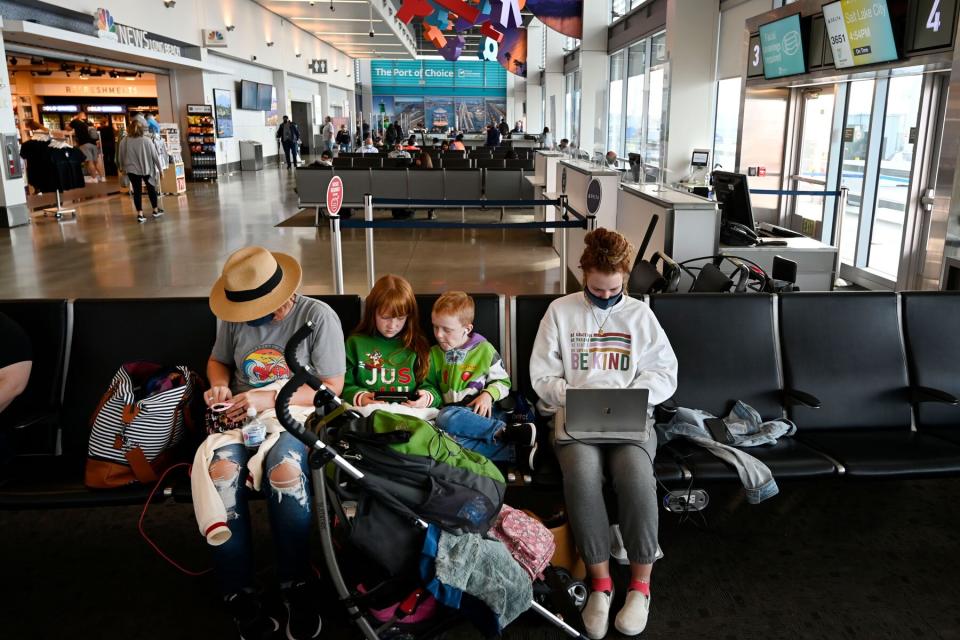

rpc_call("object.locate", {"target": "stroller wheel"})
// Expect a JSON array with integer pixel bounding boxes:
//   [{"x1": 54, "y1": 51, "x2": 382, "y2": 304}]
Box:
[{"x1": 567, "y1": 581, "x2": 588, "y2": 611}]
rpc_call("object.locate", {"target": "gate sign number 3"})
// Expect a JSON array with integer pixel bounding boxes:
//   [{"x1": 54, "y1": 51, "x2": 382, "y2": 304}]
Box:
[{"x1": 327, "y1": 176, "x2": 344, "y2": 216}]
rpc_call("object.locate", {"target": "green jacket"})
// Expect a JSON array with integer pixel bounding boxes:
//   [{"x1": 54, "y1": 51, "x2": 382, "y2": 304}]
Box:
[
  {"x1": 343, "y1": 333, "x2": 441, "y2": 407},
  {"x1": 425, "y1": 333, "x2": 511, "y2": 405}
]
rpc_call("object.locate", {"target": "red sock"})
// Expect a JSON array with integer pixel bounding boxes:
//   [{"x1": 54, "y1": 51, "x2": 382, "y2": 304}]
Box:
[
  {"x1": 629, "y1": 579, "x2": 650, "y2": 597},
  {"x1": 591, "y1": 577, "x2": 613, "y2": 594}
]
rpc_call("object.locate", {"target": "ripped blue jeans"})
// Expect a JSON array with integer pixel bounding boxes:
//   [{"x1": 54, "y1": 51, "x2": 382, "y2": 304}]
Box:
[{"x1": 208, "y1": 432, "x2": 313, "y2": 596}]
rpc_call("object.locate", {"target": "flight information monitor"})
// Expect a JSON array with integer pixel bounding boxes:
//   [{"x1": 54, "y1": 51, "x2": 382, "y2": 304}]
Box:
[
  {"x1": 823, "y1": 0, "x2": 899, "y2": 68},
  {"x1": 759, "y1": 14, "x2": 807, "y2": 79}
]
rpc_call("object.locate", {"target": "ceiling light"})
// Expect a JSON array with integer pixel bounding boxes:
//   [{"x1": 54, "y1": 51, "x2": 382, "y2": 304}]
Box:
[
  {"x1": 266, "y1": 41, "x2": 275, "y2": 46},
  {"x1": 163, "y1": 0, "x2": 176, "y2": 7},
  {"x1": 226, "y1": 24, "x2": 235, "y2": 31}
]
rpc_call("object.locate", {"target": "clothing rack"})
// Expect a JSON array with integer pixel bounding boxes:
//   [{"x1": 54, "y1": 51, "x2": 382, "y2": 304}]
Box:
[{"x1": 42, "y1": 191, "x2": 76, "y2": 221}]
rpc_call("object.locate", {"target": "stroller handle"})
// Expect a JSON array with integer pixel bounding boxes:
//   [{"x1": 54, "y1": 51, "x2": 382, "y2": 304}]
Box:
[{"x1": 275, "y1": 321, "x2": 340, "y2": 449}]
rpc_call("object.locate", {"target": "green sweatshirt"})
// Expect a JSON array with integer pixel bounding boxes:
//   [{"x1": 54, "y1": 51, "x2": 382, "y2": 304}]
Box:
[
  {"x1": 343, "y1": 333, "x2": 441, "y2": 407},
  {"x1": 425, "y1": 332, "x2": 511, "y2": 405}
]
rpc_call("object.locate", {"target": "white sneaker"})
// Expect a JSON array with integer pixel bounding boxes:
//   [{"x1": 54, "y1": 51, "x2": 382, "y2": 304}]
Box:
[
  {"x1": 614, "y1": 591, "x2": 650, "y2": 636},
  {"x1": 582, "y1": 590, "x2": 612, "y2": 640},
  {"x1": 97, "y1": 176, "x2": 106, "y2": 182}
]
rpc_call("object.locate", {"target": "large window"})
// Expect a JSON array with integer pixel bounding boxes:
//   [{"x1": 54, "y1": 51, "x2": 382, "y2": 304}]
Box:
[
  {"x1": 607, "y1": 54, "x2": 624, "y2": 155},
  {"x1": 565, "y1": 69, "x2": 581, "y2": 147},
  {"x1": 606, "y1": 31, "x2": 669, "y2": 177},
  {"x1": 713, "y1": 78, "x2": 742, "y2": 172}
]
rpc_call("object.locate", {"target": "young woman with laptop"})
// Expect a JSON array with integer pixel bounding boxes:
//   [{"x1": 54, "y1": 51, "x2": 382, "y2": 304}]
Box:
[{"x1": 529, "y1": 228, "x2": 678, "y2": 639}]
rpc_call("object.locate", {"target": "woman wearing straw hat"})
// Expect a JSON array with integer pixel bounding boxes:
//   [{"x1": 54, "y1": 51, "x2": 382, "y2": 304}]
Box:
[{"x1": 202, "y1": 246, "x2": 345, "y2": 640}]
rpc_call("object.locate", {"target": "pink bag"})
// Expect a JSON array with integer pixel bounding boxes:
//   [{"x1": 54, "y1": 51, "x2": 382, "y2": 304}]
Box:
[{"x1": 489, "y1": 505, "x2": 556, "y2": 580}]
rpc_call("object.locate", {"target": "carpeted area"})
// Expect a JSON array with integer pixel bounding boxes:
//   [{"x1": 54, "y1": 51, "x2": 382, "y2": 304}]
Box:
[{"x1": 4, "y1": 476, "x2": 960, "y2": 639}]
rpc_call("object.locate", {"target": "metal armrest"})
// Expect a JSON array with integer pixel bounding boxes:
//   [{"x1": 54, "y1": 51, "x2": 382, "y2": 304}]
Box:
[
  {"x1": 910, "y1": 386, "x2": 960, "y2": 405},
  {"x1": 783, "y1": 389, "x2": 821, "y2": 409}
]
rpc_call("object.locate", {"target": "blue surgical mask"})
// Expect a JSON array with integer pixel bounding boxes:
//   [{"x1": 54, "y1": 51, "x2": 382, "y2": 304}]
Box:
[
  {"x1": 584, "y1": 287, "x2": 623, "y2": 310},
  {"x1": 246, "y1": 313, "x2": 274, "y2": 327}
]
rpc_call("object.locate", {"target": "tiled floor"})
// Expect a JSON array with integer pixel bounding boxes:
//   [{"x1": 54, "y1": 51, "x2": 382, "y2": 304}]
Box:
[{"x1": 0, "y1": 166, "x2": 562, "y2": 299}]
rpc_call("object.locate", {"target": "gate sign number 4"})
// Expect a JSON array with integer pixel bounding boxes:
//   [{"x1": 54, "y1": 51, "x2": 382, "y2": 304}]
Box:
[
  {"x1": 910, "y1": 0, "x2": 958, "y2": 52},
  {"x1": 327, "y1": 176, "x2": 344, "y2": 216}
]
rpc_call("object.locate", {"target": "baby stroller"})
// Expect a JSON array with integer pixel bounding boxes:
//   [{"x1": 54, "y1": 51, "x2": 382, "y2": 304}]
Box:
[{"x1": 274, "y1": 322, "x2": 587, "y2": 639}]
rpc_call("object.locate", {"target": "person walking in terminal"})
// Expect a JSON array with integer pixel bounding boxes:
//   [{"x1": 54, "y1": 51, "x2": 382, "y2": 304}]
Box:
[
  {"x1": 498, "y1": 117, "x2": 510, "y2": 139},
  {"x1": 485, "y1": 123, "x2": 502, "y2": 148},
  {"x1": 336, "y1": 124, "x2": 351, "y2": 152},
  {"x1": 276, "y1": 116, "x2": 301, "y2": 169},
  {"x1": 529, "y1": 228, "x2": 678, "y2": 639},
  {"x1": 117, "y1": 118, "x2": 164, "y2": 223},
  {"x1": 427, "y1": 292, "x2": 538, "y2": 470},
  {"x1": 343, "y1": 274, "x2": 440, "y2": 409},
  {"x1": 199, "y1": 247, "x2": 346, "y2": 640}
]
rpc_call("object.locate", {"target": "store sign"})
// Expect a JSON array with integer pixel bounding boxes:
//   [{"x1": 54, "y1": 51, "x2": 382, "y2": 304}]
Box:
[
  {"x1": 41, "y1": 104, "x2": 80, "y2": 112},
  {"x1": 87, "y1": 105, "x2": 126, "y2": 113},
  {"x1": 33, "y1": 82, "x2": 157, "y2": 98},
  {"x1": 95, "y1": 7, "x2": 196, "y2": 59},
  {"x1": 203, "y1": 29, "x2": 228, "y2": 47}
]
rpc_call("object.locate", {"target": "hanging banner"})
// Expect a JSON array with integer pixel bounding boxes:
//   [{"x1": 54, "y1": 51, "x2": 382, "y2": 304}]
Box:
[
  {"x1": 525, "y1": 0, "x2": 584, "y2": 39},
  {"x1": 497, "y1": 27, "x2": 527, "y2": 77}
]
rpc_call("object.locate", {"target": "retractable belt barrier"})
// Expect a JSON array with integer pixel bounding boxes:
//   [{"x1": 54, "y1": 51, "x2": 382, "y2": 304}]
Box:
[
  {"x1": 750, "y1": 189, "x2": 844, "y2": 197},
  {"x1": 325, "y1": 193, "x2": 591, "y2": 294}
]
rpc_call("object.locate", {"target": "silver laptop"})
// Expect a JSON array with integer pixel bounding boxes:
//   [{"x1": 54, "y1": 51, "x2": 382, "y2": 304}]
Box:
[{"x1": 557, "y1": 388, "x2": 651, "y2": 444}]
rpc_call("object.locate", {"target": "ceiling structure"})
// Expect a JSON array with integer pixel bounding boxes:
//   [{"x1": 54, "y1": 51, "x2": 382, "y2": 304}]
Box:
[{"x1": 256, "y1": 0, "x2": 417, "y2": 60}]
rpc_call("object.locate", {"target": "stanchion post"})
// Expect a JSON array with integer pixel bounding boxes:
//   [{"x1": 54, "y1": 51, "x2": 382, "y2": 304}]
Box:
[
  {"x1": 559, "y1": 195, "x2": 568, "y2": 294},
  {"x1": 831, "y1": 186, "x2": 849, "y2": 289},
  {"x1": 364, "y1": 193, "x2": 375, "y2": 292},
  {"x1": 329, "y1": 214, "x2": 345, "y2": 294}
]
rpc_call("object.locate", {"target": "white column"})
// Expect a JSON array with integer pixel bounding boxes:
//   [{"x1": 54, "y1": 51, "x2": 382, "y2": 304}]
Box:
[
  {"x1": 663, "y1": 0, "x2": 720, "y2": 180},
  {"x1": 526, "y1": 20, "x2": 545, "y2": 134},
  {"x1": 543, "y1": 24, "x2": 565, "y2": 139},
  {"x1": 575, "y1": 0, "x2": 610, "y2": 155},
  {"x1": 0, "y1": 25, "x2": 28, "y2": 227}
]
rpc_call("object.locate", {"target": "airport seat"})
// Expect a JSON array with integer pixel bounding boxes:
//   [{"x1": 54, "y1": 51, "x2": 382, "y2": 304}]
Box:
[
  {"x1": 370, "y1": 168, "x2": 409, "y2": 201},
  {"x1": 441, "y1": 158, "x2": 472, "y2": 170},
  {"x1": 442, "y1": 169, "x2": 482, "y2": 201},
  {"x1": 333, "y1": 168, "x2": 373, "y2": 206},
  {"x1": 483, "y1": 169, "x2": 524, "y2": 202},
  {"x1": 649, "y1": 294, "x2": 837, "y2": 480},
  {"x1": 408, "y1": 169, "x2": 445, "y2": 203},
  {"x1": 779, "y1": 292, "x2": 960, "y2": 477},
  {"x1": 0, "y1": 300, "x2": 69, "y2": 454},
  {"x1": 352, "y1": 157, "x2": 383, "y2": 169},
  {"x1": 295, "y1": 166, "x2": 334, "y2": 206},
  {"x1": 901, "y1": 292, "x2": 960, "y2": 443},
  {"x1": 476, "y1": 158, "x2": 506, "y2": 169},
  {"x1": 306, "y1": 295, "x2": 363, "y2": 339},
  {"x1": 332, "y1": 156, "x2": 352, "y2": 168},
  {"x1": 415, "y1": 294, "x2": 504, "y2": 354},
  {"x1": 506, "y1": 159, "x2": 535, "y2": 171},
  {"x1": 510, "y1": 295, "x2": 687, "y2": 484}
]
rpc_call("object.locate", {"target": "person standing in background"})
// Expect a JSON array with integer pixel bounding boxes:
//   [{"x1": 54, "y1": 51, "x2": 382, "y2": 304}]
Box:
[
  {"x1": 118, "y1": 118, "x2": 164, "y2": 223},
  {"x1": 335, "y1": 124, "x2": 351, "y2": 153},
  {"x1": 321, "y1": 116, "x2": 335, "y2": 155},
  {"x1": 498, "y1": 118, "x2": 510, "y2": 139},
  {"x1": 276, "y1": 116, "x2": 301, "y2": 170},
  {"x1": 68, "y1": 111, "x2": 105, "y2": 183}
]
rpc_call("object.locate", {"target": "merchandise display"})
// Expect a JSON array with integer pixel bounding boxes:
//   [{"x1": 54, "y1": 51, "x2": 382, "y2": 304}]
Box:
[{"x1": 186, "y1": 104, "x2": 217, "y2": 181}]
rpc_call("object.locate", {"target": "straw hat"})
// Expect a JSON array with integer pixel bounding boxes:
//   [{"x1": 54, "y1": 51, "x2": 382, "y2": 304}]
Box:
[{"x1": 209, "y1": 247, "x2": 302, "y2": 322}]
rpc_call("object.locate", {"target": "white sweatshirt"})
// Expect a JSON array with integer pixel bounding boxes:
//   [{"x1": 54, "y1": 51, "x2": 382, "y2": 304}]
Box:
[
  {"x1": 191, "y1": 402, "x2": 313, "y2": 546},
  {"x1": 528, "y1": 293, "x2": 678, "y2": 426}
]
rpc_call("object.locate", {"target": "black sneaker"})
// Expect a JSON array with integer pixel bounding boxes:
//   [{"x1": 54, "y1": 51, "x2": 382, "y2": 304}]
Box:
[
  {"x1": 136, "y1": 214, "x2": 146, "y2": 223},
  {"x1": 152, "y1": 208, "x2": 164, "y2": 217},
  {"x1": 282, "y1": 580, "x2": 322, "y2": 640},
  {"x1": 225, "y1": 590, "x2": 279, "y2": 640}
]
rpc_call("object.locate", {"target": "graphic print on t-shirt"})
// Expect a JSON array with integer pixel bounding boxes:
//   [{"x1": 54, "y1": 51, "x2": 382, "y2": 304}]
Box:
[
  {"x1": 242, "y1": 346, "x2": 291, "y2": 387},
  {"x1": 570, "y1": 332, "x2": 632, "y2": 371},
  {"x1": 360, "y1": 349, "x2": 413, "y2": 392}
]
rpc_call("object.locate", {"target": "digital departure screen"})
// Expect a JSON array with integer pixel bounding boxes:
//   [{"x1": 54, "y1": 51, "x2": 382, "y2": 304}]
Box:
[
  {"x1": 905, "y1": 0, "x2": 958, "y2": 53},
  {"x1": 823, "y1": 0, "x2": 899, "y2": 68},
  {"x1": 759, "y1": 14, "x2": 807, "y2": 79}
]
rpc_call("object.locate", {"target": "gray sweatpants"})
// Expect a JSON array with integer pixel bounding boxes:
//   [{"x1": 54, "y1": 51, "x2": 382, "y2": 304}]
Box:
[{"x1": 555, "y1": 433, "x2": 659, "y2": 565}]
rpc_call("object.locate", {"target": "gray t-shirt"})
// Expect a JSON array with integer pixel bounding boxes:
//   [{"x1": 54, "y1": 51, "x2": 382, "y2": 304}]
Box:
[{"x1": 211, "y1": 296, "x2": 346, "y2": 393}]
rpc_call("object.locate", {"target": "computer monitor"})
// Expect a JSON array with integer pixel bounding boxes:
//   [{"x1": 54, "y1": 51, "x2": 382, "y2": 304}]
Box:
[
  {"x1": 712, "y1": 170, "x2": 756, "y2": 233},
  {"x1": 691, "y1": 149, "x2": 710, "y2": 167},
  {"x1": 627, "y1": 153, "x2": 643, "y2": 183}
]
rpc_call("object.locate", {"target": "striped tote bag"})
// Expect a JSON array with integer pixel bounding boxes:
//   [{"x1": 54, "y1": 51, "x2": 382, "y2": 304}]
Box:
[{"x1": 85, "y1": 362, "x2": 202, "y2": 489}]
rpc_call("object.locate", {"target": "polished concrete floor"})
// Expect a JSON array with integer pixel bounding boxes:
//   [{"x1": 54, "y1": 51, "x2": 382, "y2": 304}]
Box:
[{"x1": 0, "y1": 165, "x2": 562, "y2": 300}]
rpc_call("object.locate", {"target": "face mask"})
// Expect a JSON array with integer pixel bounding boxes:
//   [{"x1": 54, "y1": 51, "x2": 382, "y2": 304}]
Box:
[
  {"x1": 246, "y1": 313, "x2": 274, "y2": 327},
  {"x1": 584, "y1": 287, "x2": 623, "y2": 310}
]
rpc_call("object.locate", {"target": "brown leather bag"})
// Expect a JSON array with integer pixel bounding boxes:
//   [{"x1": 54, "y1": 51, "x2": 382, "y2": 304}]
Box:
[{"x1": 85, "y1": 362, "x2": 203, "y2": 489}]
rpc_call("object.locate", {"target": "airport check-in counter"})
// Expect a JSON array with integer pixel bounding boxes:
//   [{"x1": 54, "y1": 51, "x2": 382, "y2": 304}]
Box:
[
  {"x1": 555, "y1": 159, "x2": 621, "y2": 286},
  {"x1": 719, "y1": 237, "x2": 838, "y2": 291},
  {"x1": 617, "y1": 182, "x2": 720, "y2": 265},
  {"x1": 527, "y1": 151, "x2": 565, "y2": 233}
]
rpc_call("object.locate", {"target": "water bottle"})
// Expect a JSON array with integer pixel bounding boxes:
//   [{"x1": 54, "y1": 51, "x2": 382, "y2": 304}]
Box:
[{"x1": 241, "y1": 407, "x2": 266, "y2": 451}]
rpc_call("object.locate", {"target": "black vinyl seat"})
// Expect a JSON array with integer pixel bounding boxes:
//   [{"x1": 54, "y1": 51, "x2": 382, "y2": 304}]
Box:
[
  {"x1": 415, "y1": 294, "x2": 503, "y2": 353},
  {"x1": 779, "y1": 292, "x2": 960, "y2": 477},
  {"x1": 901, "y1": 292, "x2": 960, "y2": 443},
  {"x1": 650, "y1": 294, "x2": 837, "y2": 480},
  {"x1": 512, "y1": 295, "x2": 686, "y2": 484}
]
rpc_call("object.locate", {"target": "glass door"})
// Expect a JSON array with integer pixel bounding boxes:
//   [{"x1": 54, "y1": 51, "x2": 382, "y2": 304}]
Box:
[
  {"x1": 790, "y1": 87, "x2": 836, "y2": 233},
  {"x1": 837, "y1": 75, "x2": 926, "y2": 287}
]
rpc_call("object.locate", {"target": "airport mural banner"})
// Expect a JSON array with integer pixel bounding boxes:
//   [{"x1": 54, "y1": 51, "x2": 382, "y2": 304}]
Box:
[{"x1": 396, "y1": 0, "x2": 583, "y2": 77}]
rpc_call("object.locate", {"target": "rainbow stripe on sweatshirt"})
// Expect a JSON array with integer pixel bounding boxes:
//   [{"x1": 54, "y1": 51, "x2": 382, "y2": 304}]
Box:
[{"x1": 570, "y1": 331, "x2": 632, "y2": 371}]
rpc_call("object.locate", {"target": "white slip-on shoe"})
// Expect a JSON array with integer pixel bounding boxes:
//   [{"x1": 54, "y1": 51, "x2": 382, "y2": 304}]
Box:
[
  {"x1": 614, "y1": 591, "x2": 651, "y2": 636},
  {"x1": 582, "y1": 590, "x2": 613, "y2": 640}
]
